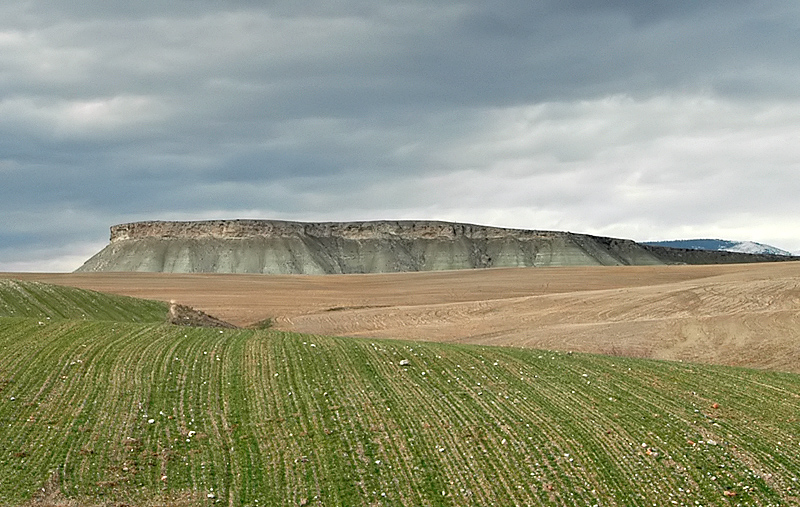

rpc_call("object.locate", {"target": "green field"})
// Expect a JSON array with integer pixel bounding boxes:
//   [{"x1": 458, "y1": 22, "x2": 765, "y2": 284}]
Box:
[
  {"x1": 0, "y1": 280, "x2": 799, "y2": 506},
  {"x1": 0, "y1": 279, "x2": 168, "y2": 322}
]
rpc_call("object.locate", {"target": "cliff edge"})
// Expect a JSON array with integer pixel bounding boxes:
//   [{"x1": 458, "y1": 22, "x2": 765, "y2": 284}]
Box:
[{"x1": 75, "y1": 220, "x2": 795, "y2": 274}]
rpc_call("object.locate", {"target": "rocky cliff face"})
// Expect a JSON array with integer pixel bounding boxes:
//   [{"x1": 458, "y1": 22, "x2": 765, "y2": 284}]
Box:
[
  {"x1": 109, "y1": 220, "x2": 591, "y2": 242},
  {"x1": 76, "y1": 220, "x2": 795, "y2": 274}
]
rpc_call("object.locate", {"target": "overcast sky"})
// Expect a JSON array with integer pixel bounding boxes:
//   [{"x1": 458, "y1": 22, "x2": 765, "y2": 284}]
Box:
[{"x1": 2, "y1": 1, "x2": 799, "y2": 271}]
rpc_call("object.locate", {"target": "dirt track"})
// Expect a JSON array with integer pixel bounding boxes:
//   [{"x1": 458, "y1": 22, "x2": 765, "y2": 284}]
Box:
[{"x1": 7, "y1": 261, "x2": 800, "y2": 372}]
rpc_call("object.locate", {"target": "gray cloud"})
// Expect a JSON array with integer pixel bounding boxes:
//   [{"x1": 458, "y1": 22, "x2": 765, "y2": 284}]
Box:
[{"x1": 2, "y1": 0, "x2": 800, "y2": 270}]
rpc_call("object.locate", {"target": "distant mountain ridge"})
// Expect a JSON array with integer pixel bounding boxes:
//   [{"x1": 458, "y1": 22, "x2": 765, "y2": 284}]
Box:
[
  {"x1": 644, "y1": 239, "x2": 793, "y2": 257},
  {"x1": 76, "y1": 220, "x2": 799, "y2": 274}
]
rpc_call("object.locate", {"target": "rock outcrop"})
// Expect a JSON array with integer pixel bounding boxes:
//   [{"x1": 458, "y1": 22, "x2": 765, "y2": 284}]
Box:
[{"x1": 75, "y1": 220, "x2": 796, "y2": 274}]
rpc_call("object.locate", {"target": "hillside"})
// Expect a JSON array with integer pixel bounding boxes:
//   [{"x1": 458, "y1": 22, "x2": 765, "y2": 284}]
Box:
[
  {"x1": 645, "y1": 239, "x2": 794, "y2": 257},
  {"x1": 0, "y1": 278, "x2": 167, "y2": 322},
  {"x1": 75, "y1": 220, "x2": 796, "y2": 274},
  {"x1": 0, "y1": 283, "x2": 799, "y2": 506},
  {"x1": 19, "y1": 261, "x2": 800, "y2": 374},
  {"x1": 284, "y1": 261, "x2": 800, "y2": 373}
]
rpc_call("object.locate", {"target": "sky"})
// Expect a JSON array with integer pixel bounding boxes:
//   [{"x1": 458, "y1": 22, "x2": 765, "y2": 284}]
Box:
[{"x1": 2, "y1": 0, "x2": 799, "y2": 271}]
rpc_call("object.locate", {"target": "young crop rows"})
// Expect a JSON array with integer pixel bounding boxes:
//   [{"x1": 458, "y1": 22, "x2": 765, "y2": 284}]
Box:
[
  {"x1": 0, "y1": 279, "x2": 167, "y2": 323},
  {"x1": 0, "y1": 281, "x2": 799, "y2": 506}
]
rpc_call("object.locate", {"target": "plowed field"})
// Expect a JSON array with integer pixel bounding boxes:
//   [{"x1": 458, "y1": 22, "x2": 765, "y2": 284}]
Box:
[
  {"x1": 9, "y1": 261, "x2": 800, "y2": 373},
  {"x1": 1, "y1": 277, "x2": 799, "y2": 506}
]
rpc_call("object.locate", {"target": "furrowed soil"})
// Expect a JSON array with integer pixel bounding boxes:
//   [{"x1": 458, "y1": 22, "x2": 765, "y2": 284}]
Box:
[
  {"x1": 1, "y1": 270, "x2": 799, "y2": 505},
  {"x1": 1, "y1": 320, "x2": 799, "y2": 506},
  {"x1": 8, "y1": 261, "x2": 800, "y2": 373}
]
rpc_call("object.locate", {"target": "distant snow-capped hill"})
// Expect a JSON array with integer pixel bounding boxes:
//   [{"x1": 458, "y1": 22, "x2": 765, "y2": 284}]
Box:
[{"x1": 644, "y1": 239, "x2": 794, "y2": 257}]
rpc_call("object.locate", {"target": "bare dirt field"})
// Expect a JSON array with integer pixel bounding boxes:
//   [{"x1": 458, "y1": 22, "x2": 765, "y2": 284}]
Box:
[{"x1": 7, "y1": 261, "x2": 800, "y2": 372}]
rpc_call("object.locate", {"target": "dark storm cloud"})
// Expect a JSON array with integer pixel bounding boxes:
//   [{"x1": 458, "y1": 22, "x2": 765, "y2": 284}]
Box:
[{"x1": 2, "y1": 0, "x2": 800, "y2": 270}]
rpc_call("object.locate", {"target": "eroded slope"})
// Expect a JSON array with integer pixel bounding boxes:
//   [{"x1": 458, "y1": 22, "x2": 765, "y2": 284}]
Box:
[{"x1": 76, "y1": 220, "x2": 795, "y2": 274}]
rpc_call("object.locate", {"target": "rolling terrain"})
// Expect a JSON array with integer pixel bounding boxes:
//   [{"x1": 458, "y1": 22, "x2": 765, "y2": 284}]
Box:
[
  {"x1": 0, "y1": 278, "x2": 167, "y2": 322},
  {"x1": 11, "y1": 261, "x2": 800, "y2": 373},
  {"x1": 0, "y1": 280, "x2": 799, "y2": 506}
]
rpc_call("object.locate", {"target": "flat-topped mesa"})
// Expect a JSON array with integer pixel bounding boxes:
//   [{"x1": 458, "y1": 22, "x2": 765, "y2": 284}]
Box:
[
  {"x1": 79, "y1": 219, "x2": 794, "y2": 274},
  {"x1": 109, "y1": 220, "x2": 566, "y2": 242}
]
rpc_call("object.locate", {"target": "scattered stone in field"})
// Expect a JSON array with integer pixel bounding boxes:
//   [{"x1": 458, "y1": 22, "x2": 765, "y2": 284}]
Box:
[
  {"x1": 148, "y1": 419, "x2": 155, "y2": 424},
  {"x1": 160, "y1": 475, "x2": 167, "y2": 482},
  {"x1": 645, "y1": 447, "x2": 659, "y2": 458},
  {"x1": 712, "y1": 402, "x2": 720, "y2": 409},
  {"x1": 723, "y1": 490, "x2": 736, "y2": 497},
  {"x1": 399, "y1": 359, "x2": 410, "y2": 366},
  {"x1": 207, "y1": 492, "x2": 215, "y2": 499}
]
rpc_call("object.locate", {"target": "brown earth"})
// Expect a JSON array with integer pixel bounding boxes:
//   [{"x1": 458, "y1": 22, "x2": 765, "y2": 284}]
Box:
[
  {"x1": 167, "y1": 301, "x2": 237, "y2": 329},
  {"x1": 6, "y1": 261, "x2": 800, "y2": 373}
]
